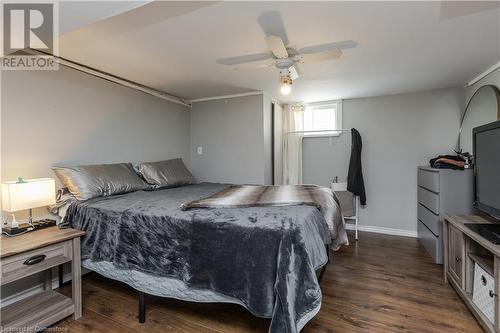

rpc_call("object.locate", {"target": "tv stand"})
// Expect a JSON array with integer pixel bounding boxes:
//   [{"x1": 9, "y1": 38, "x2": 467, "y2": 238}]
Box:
[{"x1": 444, "y1": 214, "x2": 500, "y2": 333}]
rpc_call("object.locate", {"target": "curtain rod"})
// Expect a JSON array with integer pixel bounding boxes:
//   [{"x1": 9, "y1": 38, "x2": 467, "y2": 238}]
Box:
[{"x1": 25, "y1": 49, "x2": 192, "y2": 108}]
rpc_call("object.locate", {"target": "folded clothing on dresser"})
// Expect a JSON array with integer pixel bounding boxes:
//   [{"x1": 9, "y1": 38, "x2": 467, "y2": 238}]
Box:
[{"x1": 430, "y1": 154, "x2": 465, "y2": 170}]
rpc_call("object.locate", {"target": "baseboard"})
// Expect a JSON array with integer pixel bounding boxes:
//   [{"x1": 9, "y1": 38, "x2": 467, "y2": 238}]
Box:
[{"x1": 345, "y1": 223, "x2": 417, "y2": 238}]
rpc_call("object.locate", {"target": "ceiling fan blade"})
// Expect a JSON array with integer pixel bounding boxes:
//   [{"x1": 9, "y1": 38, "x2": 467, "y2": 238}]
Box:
[
  {"x1": 233, "y1": 60, "x2": 276, "y2": 70},
  {"x1": 257, "y1": 11, "x2": 289, "y2": 46},
  {"x1": 299, "y1": 40, "x2": 357, "y2": 55},
  {"x1": 265, "y1": 36, "x2": 288, "y2": 59},
  {"x1": 301, "y1": 49, "x2": 343, "y2": 63},
  {"x1": 289, "y1": 65, "x2": 300, "y2": 80},
  {"x1": 216, "y1": 52, "x2": 273, "y2": 66}
]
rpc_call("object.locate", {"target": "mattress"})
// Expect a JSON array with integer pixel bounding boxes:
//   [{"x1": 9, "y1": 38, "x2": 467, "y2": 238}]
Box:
[{"x1": 63, "y1": 183, "x2": 343, "y2": 332}]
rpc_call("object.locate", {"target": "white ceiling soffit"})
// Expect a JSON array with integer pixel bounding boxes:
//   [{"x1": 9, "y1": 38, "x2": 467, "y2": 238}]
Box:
[
  {"x1": 59, "y1": 1, "x2": 153, "y2": 36},
  {"x1": 61, "y1": 1, "x2": 218, "y2": 36},
  {"x1": 440, "y1": 1, "x2": 500, "y2": 20},
  {"x1": 59, "y1": 1, "x2": 500, "y2": 103},
  {"x1": 0, "y1": 1, "x2": 151, "y2": 56}
]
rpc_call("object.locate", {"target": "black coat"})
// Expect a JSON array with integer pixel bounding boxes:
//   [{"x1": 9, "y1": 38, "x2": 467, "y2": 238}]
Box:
[{"x1": 347, "y1": 128, "x2": 366, "y2": 205}]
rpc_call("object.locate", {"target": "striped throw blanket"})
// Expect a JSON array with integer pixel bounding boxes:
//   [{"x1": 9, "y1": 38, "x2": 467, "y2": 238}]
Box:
[{"x1": 181, "y1": 184, "x2": 348, "y2": 250}]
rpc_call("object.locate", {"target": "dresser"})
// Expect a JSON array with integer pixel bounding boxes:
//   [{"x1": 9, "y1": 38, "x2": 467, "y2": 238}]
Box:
[{"x1": 417, "y1": 166, "x2": 474, "y2": 264}]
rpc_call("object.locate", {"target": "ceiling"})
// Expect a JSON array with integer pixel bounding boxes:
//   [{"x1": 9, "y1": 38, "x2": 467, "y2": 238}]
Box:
[
  {"x1": 0, "y1": 1, "x2": 150, "y2": 55},
  {"x1": 58, "y1": 1, "x2": 150, "y2": 36},
  {"x1": 58, "y1": 1, "x2": 500, "y2": 103}
]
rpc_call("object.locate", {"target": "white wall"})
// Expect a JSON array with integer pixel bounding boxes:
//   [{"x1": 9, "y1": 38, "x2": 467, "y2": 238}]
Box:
[
  {"x1": 190, "y1": 94, "x2": 272, "y2": 185},
  {"x1": 302, "y1": 87, "x2": 464, "y2": 234},
  {"x1": 1, "y1": 65, "x2": 191, "y2": 302}
]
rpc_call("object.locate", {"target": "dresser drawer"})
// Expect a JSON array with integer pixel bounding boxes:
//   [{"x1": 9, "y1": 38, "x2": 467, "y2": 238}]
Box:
[
  {"x1": 418, "y1": 187, "x2": 440, "y2": 214},
  {"x1": 418, "y1": 168, "x2": 440, "y2": 193},
  {"x1": 418, "y1": 203, "x2": 441, "y2": 236},
  {"x1": 417, "y1": 221, "x2": 442, "y2": 264},
  {"x1": 1, "y1": 241, "x2": 72, "y2": 286}
]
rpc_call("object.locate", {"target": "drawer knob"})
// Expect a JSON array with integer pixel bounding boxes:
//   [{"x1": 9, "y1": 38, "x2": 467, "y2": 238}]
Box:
[
  {"x1": 489, "y1": 290, "x2": 497, "y2": 298},
  {"x1": 23, "y1": 254, "x2": 46, "y2": 266},
  {"x1": 455, "y1": 257, "x2": 461, "y2": 263}
]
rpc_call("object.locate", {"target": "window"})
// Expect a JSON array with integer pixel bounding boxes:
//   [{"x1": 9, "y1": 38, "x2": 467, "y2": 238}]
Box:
[{"x1": 302, "y1": 100, "x2": 342, "y2": 136}]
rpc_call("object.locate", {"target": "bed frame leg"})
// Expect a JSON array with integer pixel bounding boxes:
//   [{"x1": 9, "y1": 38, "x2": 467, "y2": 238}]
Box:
[
  {"x1": 318, "y1": 245, "x2": 330, "y2": 284},
  {"x1": 139, "y1": 291, "x2": 146, "y2": 323}
]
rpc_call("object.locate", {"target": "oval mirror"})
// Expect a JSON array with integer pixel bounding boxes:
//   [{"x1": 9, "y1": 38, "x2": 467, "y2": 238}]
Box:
[{"x1": 460, "y1": 85, "x2": 500, "y2": 154}]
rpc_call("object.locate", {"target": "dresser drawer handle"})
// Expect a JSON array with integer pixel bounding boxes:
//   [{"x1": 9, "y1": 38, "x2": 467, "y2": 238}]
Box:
[
  {"x1": 455, "y1": 257, "x2": 461, "y2": 263},
  {"x1": 482, "y1": 275, "x2": 487, "y2": 286},
  {"x1": 23, "y1": 254, "x2": 46, "y2": 266},
  {"x1": 489, "y1": 290, "x2": 497, "y2": 298}
]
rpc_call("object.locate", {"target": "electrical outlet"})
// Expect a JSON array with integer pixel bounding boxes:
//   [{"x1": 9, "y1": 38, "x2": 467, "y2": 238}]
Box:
[{"x1": 197, "y1": 146, "x2": 203, "y2": 155}]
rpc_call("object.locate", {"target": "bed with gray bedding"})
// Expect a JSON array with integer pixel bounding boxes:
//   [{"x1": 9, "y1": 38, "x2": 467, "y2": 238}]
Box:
[{"x1": 62, "y1": 182, "x2": 346, "y2": 333}]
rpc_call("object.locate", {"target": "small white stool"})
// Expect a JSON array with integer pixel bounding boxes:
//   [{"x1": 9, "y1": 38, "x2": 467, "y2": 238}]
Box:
[{"x1": 331, "y1": 182, "x2": 359, "y2": 240}]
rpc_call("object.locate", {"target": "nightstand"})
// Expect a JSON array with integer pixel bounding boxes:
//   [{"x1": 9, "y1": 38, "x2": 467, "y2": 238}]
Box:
[{"x1": 0, "y1": 226, "x2": 85, "y2": 331}]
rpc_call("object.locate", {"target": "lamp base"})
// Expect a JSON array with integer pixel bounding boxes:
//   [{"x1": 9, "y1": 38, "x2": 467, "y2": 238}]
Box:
[{"x1": 2, "y1": 219, "x2": 56, "y2": 236}]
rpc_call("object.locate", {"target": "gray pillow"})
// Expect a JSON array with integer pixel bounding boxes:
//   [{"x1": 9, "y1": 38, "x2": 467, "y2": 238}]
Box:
[
  {"x1": 136, "y1": 158, "x2": 195, "y2": 189},
  {"x1": 52, "y1": 163, "x2": 150, "y2": 200}
]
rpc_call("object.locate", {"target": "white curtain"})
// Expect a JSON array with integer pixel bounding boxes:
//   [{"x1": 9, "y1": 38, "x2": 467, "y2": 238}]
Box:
[{"x1": 282, "y1": 104, "x2": 304, "y2": 185}]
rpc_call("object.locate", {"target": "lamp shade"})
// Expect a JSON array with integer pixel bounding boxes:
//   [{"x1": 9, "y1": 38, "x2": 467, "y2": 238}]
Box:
[{"x1": 1, "y1": 178, "x2": 56, "y2": 212}]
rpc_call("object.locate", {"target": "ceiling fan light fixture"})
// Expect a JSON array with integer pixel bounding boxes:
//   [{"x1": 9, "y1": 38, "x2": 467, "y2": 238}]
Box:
[
  {"x1": 280, "y1": 74, "x2": 293, "y2": 95},
  {"x1": 280, "y1": 84, "x2": 292, "y2": 95}
]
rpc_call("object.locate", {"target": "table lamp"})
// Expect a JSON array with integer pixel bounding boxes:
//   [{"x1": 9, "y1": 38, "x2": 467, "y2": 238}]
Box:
[{"x1": 1, "y1": 177, "x2": 56, "y2": 234}]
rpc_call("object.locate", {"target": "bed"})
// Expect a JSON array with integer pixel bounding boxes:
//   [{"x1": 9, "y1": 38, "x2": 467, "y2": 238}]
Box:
[{"x1": 59, "y1": 180, "x2": 346, "y2": 333}]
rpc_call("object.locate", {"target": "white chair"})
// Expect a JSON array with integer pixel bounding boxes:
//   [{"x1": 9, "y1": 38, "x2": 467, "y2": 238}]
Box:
[{"x1": 331, "y1": 182, "x2": 359, "y2": 240}]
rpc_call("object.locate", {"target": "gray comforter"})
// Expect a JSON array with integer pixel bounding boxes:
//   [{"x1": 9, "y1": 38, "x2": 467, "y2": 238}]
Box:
[{"x1": 63, "y1": 183, "x2": 345, "y2": 332}]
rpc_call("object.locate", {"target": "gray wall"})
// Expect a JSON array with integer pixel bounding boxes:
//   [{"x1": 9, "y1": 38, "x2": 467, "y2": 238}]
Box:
[
  {"x1": 303, "y1": 134, "x2": 351, "y2": 186},
  {"x1": 1, "y1": 67, "x2": 191, "y2": 183},
  {"x1": 302, "y1": 87, "x2": 464, "y2": 233},
  {"x1": 460, "y1": 67, "x2": 500, "y2": 154},
  {"x1": 190, "y1": 94, "x2": 272, "y2": 185},
  {"x1": 466, "y1": 67, "x2": 500, "y2": 102},
  {"x1": 1, "y1": 66, "x2": 191, "y2": 302}
]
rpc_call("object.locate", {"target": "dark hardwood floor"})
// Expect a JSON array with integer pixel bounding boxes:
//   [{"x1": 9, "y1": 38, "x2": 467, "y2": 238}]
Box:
[{"x1": 54, "y1": 232, "x2": 483, "y2": 332}]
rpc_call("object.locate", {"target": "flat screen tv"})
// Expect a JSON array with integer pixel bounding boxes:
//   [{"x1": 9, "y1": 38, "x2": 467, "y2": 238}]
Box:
[{"x1": 473, "y1": 119, "x2": 500, "y2": 219}]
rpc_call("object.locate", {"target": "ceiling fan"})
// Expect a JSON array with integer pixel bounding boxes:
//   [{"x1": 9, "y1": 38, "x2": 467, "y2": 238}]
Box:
[{"x1": 216, "y1": 11, "x2": 357, "y2": 95}]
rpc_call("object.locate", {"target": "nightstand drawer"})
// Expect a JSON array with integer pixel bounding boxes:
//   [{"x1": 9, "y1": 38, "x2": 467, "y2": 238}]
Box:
[{"x1": 1, "y1": 241, "x2": 72, "y2": 286}]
